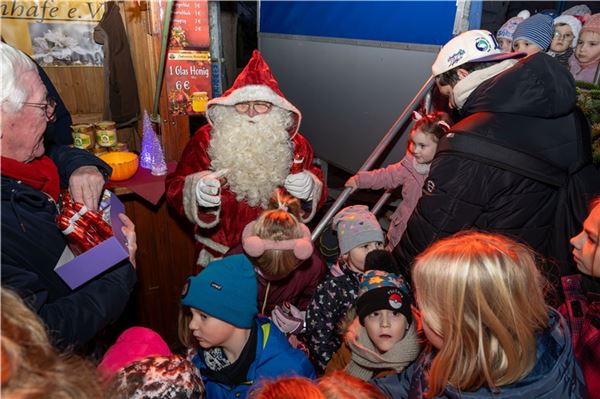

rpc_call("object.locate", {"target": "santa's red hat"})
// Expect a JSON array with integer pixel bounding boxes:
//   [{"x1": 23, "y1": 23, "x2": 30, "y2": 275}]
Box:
[{"x1": 206, "y1": 50, "x2": 301, "y2": 137}]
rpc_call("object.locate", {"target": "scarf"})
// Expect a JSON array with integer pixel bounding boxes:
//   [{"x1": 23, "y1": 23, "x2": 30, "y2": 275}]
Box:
[
  {"x1": 1, "y1": 156, "x2": 60, "y2": 201},
  {"x1": 412, "y1": 156, "x2": 431, "y2": 175},
  {"x1": 572, "y1": 52, "x2": 600, "y2": 69},
  {"x1": 345, "y1": 318, "x2": 421, "y2": 381},
  {"x1": 549, "y1": 48, "x2": 573, "y2": 68},
  {"x1": 199, "y1": 322, "x2": 257, "y2": 386},
  {"x1": 453, "y1": 59, "x2": 519, "y2": 109}
]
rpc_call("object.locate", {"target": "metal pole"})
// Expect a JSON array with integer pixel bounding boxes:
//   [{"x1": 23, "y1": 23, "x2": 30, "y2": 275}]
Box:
[
  {"x1": 311, "y1": 76, "x2": 435, "y2": 242},
  {"x1": 371, "y1": 191, "x2": 392, "y2": 216},
  {"x1": 151, "y1": 0, "x2": 174, "y2": 123}
]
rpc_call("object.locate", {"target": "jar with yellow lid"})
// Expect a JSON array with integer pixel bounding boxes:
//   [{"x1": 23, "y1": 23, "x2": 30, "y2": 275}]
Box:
[
  {"x1": 95, "y1": 121, "x2": 117, "y2": 147},
  {"x1": 71, "y1": 124, "x2": 95, "y2": 150},
  {"x1": 191, "y1": 91, "x2": 209, "y2": 113}
]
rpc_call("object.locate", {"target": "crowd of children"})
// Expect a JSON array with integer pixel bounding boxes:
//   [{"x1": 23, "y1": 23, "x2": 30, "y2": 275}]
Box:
[
  {"x1": 3, "y1": 5, "x2": 600, "y2": 399},
  {"x1": 495, "y1": 5, "x2": 600, "y2": 83}
]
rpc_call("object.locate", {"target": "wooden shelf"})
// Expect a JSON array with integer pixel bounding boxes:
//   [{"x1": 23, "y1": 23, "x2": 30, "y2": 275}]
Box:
[{"x1": 71, "y1": 113, "x2": 104, "y2": 125}]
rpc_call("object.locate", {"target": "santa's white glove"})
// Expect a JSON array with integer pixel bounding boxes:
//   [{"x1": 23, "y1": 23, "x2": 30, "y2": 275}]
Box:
[
  {"x1": 195, "y1": 169, "x2": 227, "y2": 207},
  {"x1": 271, "y1": 302, "x2": 306, "y2": 335},
  {"x1": 284, "y1": 171, "x2": 314, "y2": 201}
]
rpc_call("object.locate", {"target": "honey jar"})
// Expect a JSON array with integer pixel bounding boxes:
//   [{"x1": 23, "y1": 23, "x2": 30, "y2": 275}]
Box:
[
  {"x1": 71, "y1": 124, "x2": 95, "y2": 150},
  {"x1": 191, "y1": 91, "x2": 208, "y2": 113},
  {"x1": 110, "y1": 142, "x2": 129, "y2": 152},
  {"x1": 95, "y1": 121, "x2": 117, "y2": 147}
]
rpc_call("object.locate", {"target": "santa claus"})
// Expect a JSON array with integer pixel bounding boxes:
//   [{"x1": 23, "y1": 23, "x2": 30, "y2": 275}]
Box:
[{"x1": 166, "y1": 50, "x2": 326, "y2": 267}]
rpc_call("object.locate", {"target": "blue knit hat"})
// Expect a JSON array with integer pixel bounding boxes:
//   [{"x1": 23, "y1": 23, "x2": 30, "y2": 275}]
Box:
[
  {"x1": 512, "y1": 13, "x2": 554, "y2": 51},
  {"x1": 181, "y1": 254, "x2": 258, "y2": 328}
]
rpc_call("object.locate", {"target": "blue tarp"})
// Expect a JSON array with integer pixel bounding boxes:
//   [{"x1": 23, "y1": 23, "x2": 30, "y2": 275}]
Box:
[{"x1": 260, "y1": 1, "x2": 457, "y2": 45}]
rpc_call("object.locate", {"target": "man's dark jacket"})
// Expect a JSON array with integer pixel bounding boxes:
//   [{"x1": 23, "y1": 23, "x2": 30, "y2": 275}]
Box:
[
  {"x1": 1, "y1": 146, "x2": 136, "y2": 349},
  {"x1": 394, "y1": 53, "x2": 581, "y2": 278}
]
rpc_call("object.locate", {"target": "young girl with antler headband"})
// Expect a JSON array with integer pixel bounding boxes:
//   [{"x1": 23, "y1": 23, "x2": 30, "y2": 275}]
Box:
[
  {"x1": 346, "y1": 111, "x2": 452, "y2": 250},
  {"x1": 240, "y1": 190, "x2": 327, "y2": 329}
]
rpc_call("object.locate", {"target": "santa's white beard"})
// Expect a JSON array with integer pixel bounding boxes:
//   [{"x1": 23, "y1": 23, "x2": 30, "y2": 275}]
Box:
[{"x1": 208, "y1": 106, "x2": 294, "y2": 207}]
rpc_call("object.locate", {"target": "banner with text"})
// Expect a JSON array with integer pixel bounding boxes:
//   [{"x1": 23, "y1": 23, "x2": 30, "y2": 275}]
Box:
[{"x1": 1, "y1": 0, "x2": 105, "y2": 66}]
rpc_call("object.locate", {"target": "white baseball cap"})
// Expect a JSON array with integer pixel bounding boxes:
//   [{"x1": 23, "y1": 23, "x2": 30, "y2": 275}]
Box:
[{"x1": 432, "y1": 30, "x2": 525, "y2": 76}]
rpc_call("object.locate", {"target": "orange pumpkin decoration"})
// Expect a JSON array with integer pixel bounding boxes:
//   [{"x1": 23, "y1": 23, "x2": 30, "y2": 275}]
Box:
[{"x1": 99, "y1": 152, "x2": 139, "y2": 181}]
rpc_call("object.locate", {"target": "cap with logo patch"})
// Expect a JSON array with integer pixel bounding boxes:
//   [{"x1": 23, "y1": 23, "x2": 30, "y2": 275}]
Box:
[{"x1": 432, "y1": 29, "x2": 525, "y2": 76}]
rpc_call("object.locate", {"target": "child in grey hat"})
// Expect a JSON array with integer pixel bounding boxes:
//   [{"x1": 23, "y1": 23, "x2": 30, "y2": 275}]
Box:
[{"x1": 303, "y1": 205, "x2": 384, "y2": 373}]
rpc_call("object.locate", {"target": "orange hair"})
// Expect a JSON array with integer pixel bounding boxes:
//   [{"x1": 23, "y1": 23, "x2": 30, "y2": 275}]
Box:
[
  {"x1": 317, "y1": 371, "x2": 388, "y2": 399},
  {"x1": 249, "y1": 377, "x2": 325, "y2": 399}
]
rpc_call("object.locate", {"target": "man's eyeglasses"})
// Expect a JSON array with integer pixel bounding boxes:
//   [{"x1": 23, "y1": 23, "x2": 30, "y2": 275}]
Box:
[
  {"x1": 22, "y1": 96, "x2": 57, "y2": 122},
  {"x1": 553, "y1": 32, "x2": 574, "y2": 40},
  {"x1": 234, "y1": 101, "x2": 272, "y2": 114}
]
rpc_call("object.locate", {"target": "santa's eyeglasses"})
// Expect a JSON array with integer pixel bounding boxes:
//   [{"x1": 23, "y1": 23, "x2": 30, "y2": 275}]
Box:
[
  {"x1": 234, "y1": 101, "x2": 272, "y2": 114},
  {"x1": 22, "y1": 96, "x2": 57, "y2": 122}
]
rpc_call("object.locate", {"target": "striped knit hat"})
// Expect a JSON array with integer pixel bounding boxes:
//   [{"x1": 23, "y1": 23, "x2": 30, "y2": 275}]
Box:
[{"x1": 513, "y1": 13, "x2": 555, "y2": 51}]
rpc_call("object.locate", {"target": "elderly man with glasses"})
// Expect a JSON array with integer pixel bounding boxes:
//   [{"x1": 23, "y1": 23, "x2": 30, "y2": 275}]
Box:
[
  {"x1": 167, "y1": 50, "x2": 326, "y2": 269},
  {"x1": 0, "y1": 42, "x2": 138, "y2": 350}
]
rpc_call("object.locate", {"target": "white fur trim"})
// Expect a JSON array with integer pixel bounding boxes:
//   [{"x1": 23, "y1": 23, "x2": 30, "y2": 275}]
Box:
[
  {"x1": 206, "y1": 85, "x2": 301, "y2": 137},
  {"x1": 197, "y1": 248, "x2": 222, "y2": 267},
  {"x1": 194, "y1": 234, "x2": 230, "y2": 255},
  {"x1": 300, "y1": 170, "x2": 323, "y2": 223},
  {"x1": 183, "y1": 171, "x2": 220, "y2": 228}
]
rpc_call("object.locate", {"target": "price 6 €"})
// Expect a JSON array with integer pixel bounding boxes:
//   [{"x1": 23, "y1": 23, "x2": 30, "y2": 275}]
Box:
[{"x1": 175, "y1": 80, "x2": 190, "y2": 90}]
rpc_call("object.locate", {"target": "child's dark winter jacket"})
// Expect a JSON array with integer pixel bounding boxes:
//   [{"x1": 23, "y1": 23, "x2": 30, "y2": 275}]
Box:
[
  {"x1": 304, "y1": 262, "x2": 362, "y2": 373},
  {"x1": 373, "y1": 309, "x2": 585, "y2": 399},
  {"x1": 1, "y1": 146, "x2": 136, "y2": 350}
]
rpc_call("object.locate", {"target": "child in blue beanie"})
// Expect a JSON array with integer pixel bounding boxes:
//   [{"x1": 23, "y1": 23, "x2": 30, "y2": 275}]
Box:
[{"x1": 180, "y1": 254, "x2": 315, "y2": 398}]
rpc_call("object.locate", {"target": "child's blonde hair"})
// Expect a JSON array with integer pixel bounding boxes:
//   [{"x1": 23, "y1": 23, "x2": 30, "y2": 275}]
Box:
[
  {"x1": 1, "y1": 288, "x2": 104, "y2": 398},
  {"x1": 250, "y1": 190, "x2": 306, "y2": 280},
  {"x1": 412, "y1": 231, "x2": 549, "y2": 397}
]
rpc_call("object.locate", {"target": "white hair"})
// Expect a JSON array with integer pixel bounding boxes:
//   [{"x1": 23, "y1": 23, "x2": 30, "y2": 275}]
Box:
[
  {"x1": 0, "y1": 42, "x2": 38, "y2": 113},
  {"x1": 208, "y1": 105, "x2": 294, "y2": 207}
]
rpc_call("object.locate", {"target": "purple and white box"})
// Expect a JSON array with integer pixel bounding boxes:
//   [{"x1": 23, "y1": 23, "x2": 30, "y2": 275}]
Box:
[{"x1": 54, "y1": 193, "x2": 129, "y2": 289}]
